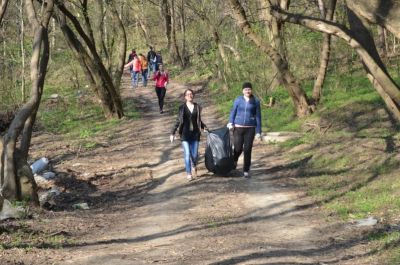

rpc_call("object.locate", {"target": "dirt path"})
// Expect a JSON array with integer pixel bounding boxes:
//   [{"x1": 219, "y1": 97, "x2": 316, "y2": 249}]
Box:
[{"x1": 23, "y1": 74, "x2": 371, "y2": 264}]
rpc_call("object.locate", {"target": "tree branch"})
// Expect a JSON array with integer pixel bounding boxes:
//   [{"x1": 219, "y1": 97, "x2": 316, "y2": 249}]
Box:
[
  {"x1": 0, "y1": 0, "x2": 9, "y2": 24},
  {"x1": 270, "y1": 4, "x2": 400, "y2": 107}
]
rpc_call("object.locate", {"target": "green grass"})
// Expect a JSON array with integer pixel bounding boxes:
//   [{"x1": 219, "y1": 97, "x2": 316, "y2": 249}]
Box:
[
  {"x1": 0, "y1": 223, "x2": 68, "y2": 250},
  {"x1": 37, "y1": 83, "x2": 139, "y2": 148},
  {"x1": 210, "y1": 73, "x2": 384, "y2": 133},
  {"x1": 369, "y1": 231, "x2": 400, "y2": 265}
]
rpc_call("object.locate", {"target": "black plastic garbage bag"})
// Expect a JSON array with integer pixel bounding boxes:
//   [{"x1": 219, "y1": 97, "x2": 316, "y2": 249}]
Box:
[{"x1": 205, "y1": 127, "x2": 235, "y2": 175}]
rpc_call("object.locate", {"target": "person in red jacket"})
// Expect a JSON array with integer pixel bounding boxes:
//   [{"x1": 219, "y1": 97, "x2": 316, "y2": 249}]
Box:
[{"x1": 153, "y1": 64, "x2": 169, "y2": 113}]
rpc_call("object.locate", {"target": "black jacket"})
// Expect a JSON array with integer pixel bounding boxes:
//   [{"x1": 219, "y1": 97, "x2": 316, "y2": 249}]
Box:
[{"x1": 171, "y1": 103, "x2": 207, "y2": 140}]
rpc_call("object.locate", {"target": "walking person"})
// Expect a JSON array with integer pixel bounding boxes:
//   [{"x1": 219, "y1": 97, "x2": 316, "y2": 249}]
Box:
[
  {"x1": 126, "y1": 48, "x2": 136, "y2": 73},
  {"x1": 170, "y1": 89, "x2": 208, "y2": 181},
  {"x1": 139, "y1": 53, "x2": 148, "y2": 87},
  {"x1": 155, "y1": 51, "x2": 163, "y2": 71},
  {"x1": 227, "y1": 82, "x2": 262, "y2": 178},
  {"x1": 153, "y1": 64, "x2": 169, "y2": 113},
  {"x1": 147, "y1": 46, "x2": 156, "y2": 78},
  {"x1": 124, "y1": 54, "x2": 142, "y2": 88}
]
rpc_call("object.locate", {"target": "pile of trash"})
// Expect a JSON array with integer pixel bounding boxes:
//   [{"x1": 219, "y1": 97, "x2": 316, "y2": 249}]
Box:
[{"x1": 31, "y1": 157, "x2": 90, "y2": 211}]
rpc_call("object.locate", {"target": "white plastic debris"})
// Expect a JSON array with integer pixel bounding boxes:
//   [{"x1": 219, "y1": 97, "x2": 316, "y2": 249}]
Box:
[
  {"x1": 354, "y1": 217, "x2": 378, "y2": 227},
  {"x1": 49, "y1": 187, "x2": 61, "y2": 196},
  {"x1": 38, "y1": 188, "x2": 61, "y2": 208},
  {"x1": 72, "y1": 202, "x2": 90, "y2": 210},
  {"x1": 34, "y1": 175, "x2": 49, "y2": 185},
  {"x1": 263, "y1": 132, "x2": 303, "y2": 143},
  {"x1": 42, "y1": 171, "x2": 56, "y2": 179},
  {"x1": 30, "y1": 157, "x2": 49, "y2": 174},
  {"x1": 0, "y1": 199, "x2": 25, "y2": 220}
]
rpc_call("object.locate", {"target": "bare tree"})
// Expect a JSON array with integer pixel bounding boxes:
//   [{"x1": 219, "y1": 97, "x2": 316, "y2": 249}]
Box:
[
  {"x1": 18, "y1": 0, "x2": 26, "y2": 102},
  {"x1": 229, "y1": 0, "x2": 313, "y2": 117},
  {"x1": 312, "y1": 0, "x2": 336, "y2": 103},
  {"x1": 270, "y1": 5, "x2": 400, "y2": 121},
  {"x1": 160, "y1": 0, "x2": 172, "y2": 51},
  {"x1": 169, "y1": 0, "x2": 183, "y2": 65},
  {"x1": 178, "y1": 0, "x2": 189, "y2": 66},
  {"x1": 0, "y1": 0, "x2": 9, "y2": 24},
  {"x1": 132, "y1": 0, "x2": 152, "y2": 45},
  {"x1": 1, "y1": 0, "x2": 54, "y2": 204},
  {"x1": 258, "y1": 0, "x2": 288, "y2": 91},
  {"x1": 186, "y1": 0, "x2": 231, "y2": 87},
  {"x1": 55, "y1": 0, "x2": 125, "y2": 119}
]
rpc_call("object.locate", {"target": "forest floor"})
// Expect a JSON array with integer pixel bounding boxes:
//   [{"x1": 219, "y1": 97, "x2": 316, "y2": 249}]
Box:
[{"x1": 1, "y1": 73, "x2": 381, "y2": 265}]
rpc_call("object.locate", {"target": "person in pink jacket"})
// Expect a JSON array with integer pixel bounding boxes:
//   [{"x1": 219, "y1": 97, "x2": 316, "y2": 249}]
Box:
[
  {"x1": 124, "y1": 54, "x2": 142, "y2": 88},
  {"x1": 153, "y1": 64, "x2": 169, "y2": 113}
]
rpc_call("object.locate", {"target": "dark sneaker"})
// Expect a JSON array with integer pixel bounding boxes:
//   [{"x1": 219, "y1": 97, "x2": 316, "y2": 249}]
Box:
[
  {"x1": 233, "y1": 161, "x2": 237, "y2": 170},
  {"x1": 243, "y1": 172, "x2": 250, "y2": 178},
  {"x1": 160, "y1": 110, "x2": 164, "y2": 114}
]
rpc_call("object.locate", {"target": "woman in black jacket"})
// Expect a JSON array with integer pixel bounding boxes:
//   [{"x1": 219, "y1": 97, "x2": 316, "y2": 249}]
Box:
[{"x1": 170, "y1": 89, "x2": 207, "y2": 181}]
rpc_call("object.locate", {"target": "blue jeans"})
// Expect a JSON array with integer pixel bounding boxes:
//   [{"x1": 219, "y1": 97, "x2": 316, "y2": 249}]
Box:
[
  {"x1": 142, "y1": 69, "x2": 148, "y2": 86},
  {"x1": 131, "y1": 71, "x2": 140, "y2": 87},
  {"x1": 182, "y1": 140, "x2": 199, "y2": 174}
]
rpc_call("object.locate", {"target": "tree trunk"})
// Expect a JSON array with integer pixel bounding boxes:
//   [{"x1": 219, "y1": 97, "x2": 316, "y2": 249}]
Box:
[
  {"x1": 160, "y1": 0, "x2": 172, "y2": 52},
  {"x1": 108, "y1": 0, "x2": 127, "y2": 90},
  {"x1": 0, "y1": 0, "x2": 9, "y2": 23},
  {"x1": 345, "y1": 0, "x2": 400, "y2": 40},
  {"x1": 95, "y1": 0, "x2": 110, "y2": 71},
  {"x1": 56, "y1": 2, "x2": 124, "y2": 118},
  {"x1": 59, "y1": 17, "x2": 123, "y2": 118},
  {"x1": 229, "y1": 0, "x2": 312, "y2": 117},
  {"x1": 312, "y1": 0, "x2": 336, "y2": 103},
  {"x1": 133, "y1": 0, "x2": 151, "y2": 46},
  {"x1": 19, "y1": 0, "x2": 26, "y2": 102},
  {"x1": 346, "y1": 7, "x2": 400, "y2": 120},
  {"x1": 179, "y1": 0, "x2": 188, "y2": 67},
  {"x1": 270, "y1": 6, "x2": 400, "y2": 121},
  {"x1": 1, "y1": 0, "x2": 54, "y2": 202},
  {"x1": 258, "y1": 0, "x2": 287, "y2": 91},
  {"x1": 169, "y1": 0, "x2": 183, "y2": 65},
  {"x1": 377, "y1": 25, "x2": 387, "y2": 58},
  {"x1": 212, "y1": 26, "x2": 229, "y2": 89}
]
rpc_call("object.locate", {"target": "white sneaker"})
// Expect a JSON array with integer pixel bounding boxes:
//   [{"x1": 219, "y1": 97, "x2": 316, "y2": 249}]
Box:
[
  {"x1": 243, "y1": 172, "x2": 250, "y2": 178},
  {"x1": 187, "y1": 175, "x2": 193, "y2": 181}
]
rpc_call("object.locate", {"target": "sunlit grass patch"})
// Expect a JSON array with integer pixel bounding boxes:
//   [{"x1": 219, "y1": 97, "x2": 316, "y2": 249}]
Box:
[{"x1": 37, "y1": 84, "x2": 139, "y2": 147}]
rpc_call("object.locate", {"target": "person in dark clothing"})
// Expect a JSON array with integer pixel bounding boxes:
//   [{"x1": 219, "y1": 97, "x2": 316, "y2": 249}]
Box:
[
  {"x1": 155, "y1": 51, "x2": 163, "y2": 71},
  {"x1": 147, "y1": 46, "x2": 156, "y2": 78},
  {"x1": 170, "y1": 89, "x2": 208, "y2": 181},
  {"x1": 227, "y1": 82, "x2": 262, "y2": 178},
  {"x1": 127, "y1": 49, "x2": 136, "y2": 72}
]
